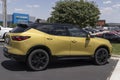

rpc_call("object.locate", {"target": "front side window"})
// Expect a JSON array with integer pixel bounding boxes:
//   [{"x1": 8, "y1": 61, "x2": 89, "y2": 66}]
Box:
[{"x1": 68, "y1": 26, "x2": 87, "y2": 37}]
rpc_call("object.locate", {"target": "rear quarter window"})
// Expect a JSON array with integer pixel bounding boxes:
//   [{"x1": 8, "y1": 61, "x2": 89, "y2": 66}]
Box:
[{"x1": 11, "y1": 24, "x2": 30, "y2": 33}]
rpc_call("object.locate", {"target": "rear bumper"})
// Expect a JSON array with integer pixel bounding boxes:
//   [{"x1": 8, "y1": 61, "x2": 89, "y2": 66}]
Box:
[{"x1": 3, "y1": 47, "x2": 26, "y2": 62}]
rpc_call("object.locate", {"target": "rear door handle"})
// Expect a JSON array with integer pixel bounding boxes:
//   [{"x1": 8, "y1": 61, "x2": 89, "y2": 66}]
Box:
[
  {"x1": 72, "y1": 40, "x2": 77, "y2": 43},
  {"x1": 47, "y1": 38, "x2": 53, "y2": 40}
]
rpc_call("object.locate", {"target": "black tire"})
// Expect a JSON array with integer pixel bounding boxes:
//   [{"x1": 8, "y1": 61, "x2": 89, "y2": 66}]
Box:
[
  {"x1": 94, "y1": 48, "x2": 109, "y2": 65},
  {"x1": 27, "y1": 49, "x2": 49, "y2": 71}
]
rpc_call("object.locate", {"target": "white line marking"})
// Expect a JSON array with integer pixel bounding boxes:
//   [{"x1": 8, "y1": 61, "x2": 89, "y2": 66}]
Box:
[{"x1": 109, "y1": 58, "x2": 120, "y2": 80}]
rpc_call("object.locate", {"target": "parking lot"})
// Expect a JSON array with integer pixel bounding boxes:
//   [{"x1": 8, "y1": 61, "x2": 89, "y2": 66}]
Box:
[{"x1": 0, "y1": 42, "x2": 118, "y2": 80}]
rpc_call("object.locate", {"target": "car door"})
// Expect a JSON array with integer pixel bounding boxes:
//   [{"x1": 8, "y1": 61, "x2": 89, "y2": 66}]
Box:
[
  {"x1": 67, "y1": 26, "x2": 94, "y2": 56},
  {"x1": 37, "y1": 24, "x2": 71, "y2": 56}
]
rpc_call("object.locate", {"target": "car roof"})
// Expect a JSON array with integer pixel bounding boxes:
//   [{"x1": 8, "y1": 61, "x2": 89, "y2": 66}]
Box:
[
  {"x1": 30, "y1": 23, "x2": 78, "y2": 27},
  {"x1": 18, "y1": 23, "x2": 79, "y2": 29}
]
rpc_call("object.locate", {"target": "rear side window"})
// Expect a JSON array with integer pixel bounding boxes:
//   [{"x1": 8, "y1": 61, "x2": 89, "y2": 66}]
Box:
[
  {"x1": 36, "y1": 24, "x2": 69, "y2": 36},
  {"x1": 52, "y1": 26, "x2": 68, "y2": 36},
  {"x1": 11, "y1": 24, "x2": 30, "y2": 33},
  {"x1": 36, "y1": 25, "x2": 54, "y2": 34}
]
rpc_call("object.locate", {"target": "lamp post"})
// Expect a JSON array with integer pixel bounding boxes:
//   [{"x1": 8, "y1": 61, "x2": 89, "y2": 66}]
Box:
[{"x1": 1, "y1": 0, "x2": 7, "y2": 27}]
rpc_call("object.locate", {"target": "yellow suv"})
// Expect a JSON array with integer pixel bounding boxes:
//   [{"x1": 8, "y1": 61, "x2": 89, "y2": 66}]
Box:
[{"x1": 4, "y1": 23, "x2": 112, "y2": 71}]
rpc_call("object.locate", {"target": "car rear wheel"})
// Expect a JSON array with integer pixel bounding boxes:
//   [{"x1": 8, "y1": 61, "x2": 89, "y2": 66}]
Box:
[
  {"x1": 94, "y1": 48, "x2": 109, "y2": 65},
  {"x1": 27, "y1": 49, "x2": 49, "y2": 71}
]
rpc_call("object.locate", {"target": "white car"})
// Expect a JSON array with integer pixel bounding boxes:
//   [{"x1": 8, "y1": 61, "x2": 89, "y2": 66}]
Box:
[
  {"x1": 0, "y1": 26, "x2": 13, "y2": 39},
  {"x1": 92, "y1": 30, "x2": 110, "y2": 36}
]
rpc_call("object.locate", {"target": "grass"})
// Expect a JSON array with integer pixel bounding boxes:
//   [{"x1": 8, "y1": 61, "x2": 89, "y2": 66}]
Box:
[{"x1": 112, "y1": 43, "x2": 120, "y2": 55}]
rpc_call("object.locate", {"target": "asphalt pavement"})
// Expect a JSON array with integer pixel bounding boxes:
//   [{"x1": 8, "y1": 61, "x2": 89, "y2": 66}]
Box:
[{"x1": 0, "y1": 42, "x2": 118, "y2": 80}]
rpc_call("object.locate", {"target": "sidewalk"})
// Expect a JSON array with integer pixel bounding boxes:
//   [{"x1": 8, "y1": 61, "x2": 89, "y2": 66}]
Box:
[
  {"x1": 112, "y1": 54, "x2": 120, "y2": 58},
  {"x1": 109, "y1": 57, "x2": 120, "y2": 80},
  {"x1": 109, "y1": 54, "x2": 120, "y2": 80}
]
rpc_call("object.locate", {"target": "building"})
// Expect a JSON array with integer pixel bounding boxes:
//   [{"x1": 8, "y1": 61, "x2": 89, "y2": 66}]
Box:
[
  {"x1": 96, "y1": 20, "x2": 106, "y2": 27},
  {"x1": 0, "y1": 13, "x2": 36, "y2": 24},
  {"x1": 107, "y1": 23, "x2": 120, "y2": 27}
]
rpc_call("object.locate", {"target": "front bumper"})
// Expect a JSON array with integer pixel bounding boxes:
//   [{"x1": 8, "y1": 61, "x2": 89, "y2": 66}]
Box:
[{"x1": 3, "y1": 47, "x2": 26, "y2": 62}]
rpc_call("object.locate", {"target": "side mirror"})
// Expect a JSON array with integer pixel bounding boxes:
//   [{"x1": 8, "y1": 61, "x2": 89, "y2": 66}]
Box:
[{"x1": 86, "y1": 34, "x2": 90, "y2": 40}]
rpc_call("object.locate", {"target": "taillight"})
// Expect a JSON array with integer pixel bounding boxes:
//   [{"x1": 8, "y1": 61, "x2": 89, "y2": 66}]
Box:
[{"x1": 12, "y1": 36, "x2": 31, "y2": 41}]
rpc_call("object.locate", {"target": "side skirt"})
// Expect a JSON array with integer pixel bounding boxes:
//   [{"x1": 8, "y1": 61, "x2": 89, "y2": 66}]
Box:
[{"x1": 51, "y1": 55, "x2": 93, "y2": 61}]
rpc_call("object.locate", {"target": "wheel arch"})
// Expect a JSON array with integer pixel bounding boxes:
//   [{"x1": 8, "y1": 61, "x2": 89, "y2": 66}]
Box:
[
  {"x1": 27, "y1": 45, "x2": 52, "y2": 57},
  {"x1": 94, "y1": 45, "x2": 110, "y2": 55}
]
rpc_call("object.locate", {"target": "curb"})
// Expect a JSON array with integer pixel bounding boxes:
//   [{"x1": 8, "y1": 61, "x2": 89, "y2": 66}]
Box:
[{"x1": 112, "y1": 54, "x2": 120, "y2": 58}]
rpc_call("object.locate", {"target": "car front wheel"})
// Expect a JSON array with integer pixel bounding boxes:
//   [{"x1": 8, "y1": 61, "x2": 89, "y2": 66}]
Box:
[
  {"x1": 27, "y1": 49, "x2": 49, "y2": 71},
  {"x1": 94, "y1": 48, "x2": 109, "y2": 65}
]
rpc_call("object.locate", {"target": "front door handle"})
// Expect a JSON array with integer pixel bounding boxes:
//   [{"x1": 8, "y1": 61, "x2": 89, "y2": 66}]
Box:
[
  {"x1": 47, "y1": 38, "x2": 53, "y2": 40},
  {"x1": 72, "y1": 40, "x2": 77, "y2": 43}
]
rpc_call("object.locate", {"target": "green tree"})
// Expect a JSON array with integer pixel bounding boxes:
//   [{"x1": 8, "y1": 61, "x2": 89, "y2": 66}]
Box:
[{"x1": 47, "y1": 0, "x2": 100, "y2": 28}]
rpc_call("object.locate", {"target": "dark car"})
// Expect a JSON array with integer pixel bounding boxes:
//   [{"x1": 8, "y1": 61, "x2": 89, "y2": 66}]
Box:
[{"x1": 103, "y1": 33, "x2": 120, "y2": 42}]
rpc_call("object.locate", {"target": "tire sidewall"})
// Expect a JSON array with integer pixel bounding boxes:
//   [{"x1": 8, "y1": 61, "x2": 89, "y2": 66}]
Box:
[{"x1": 27, "y1": 49, "x2": 49, "y2": 71}]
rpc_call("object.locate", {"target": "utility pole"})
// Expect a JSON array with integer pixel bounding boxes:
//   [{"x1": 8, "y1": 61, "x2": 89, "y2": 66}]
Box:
[{"x1": 1, "y1": 0, "x2": 7, "y2": 27}]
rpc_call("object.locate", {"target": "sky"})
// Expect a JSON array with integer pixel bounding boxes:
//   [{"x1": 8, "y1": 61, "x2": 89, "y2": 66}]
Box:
[{"x1": 0, "y1": 0, "x2": 120, "y2": 23}]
